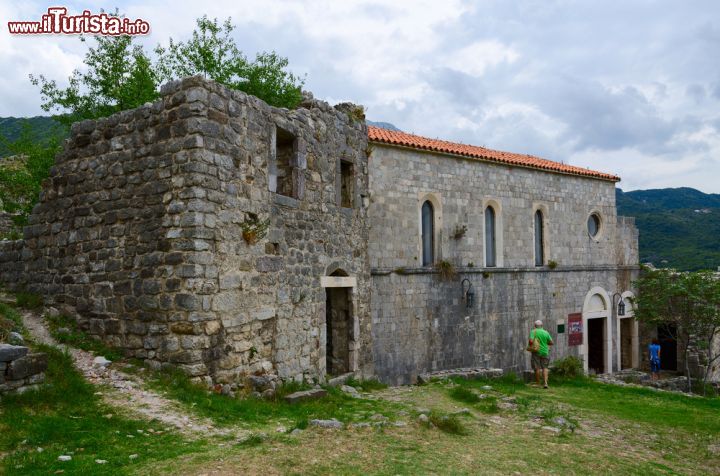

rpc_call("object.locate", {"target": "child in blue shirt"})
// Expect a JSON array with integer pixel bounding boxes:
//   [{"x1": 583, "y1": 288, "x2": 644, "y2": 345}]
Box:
[{"x1": 649, "y1": 338, "x2": 661, "y2": 381}]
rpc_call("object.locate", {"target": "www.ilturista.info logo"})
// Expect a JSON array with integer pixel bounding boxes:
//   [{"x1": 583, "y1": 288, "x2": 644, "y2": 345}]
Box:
[{"x1": 7, "y1": 7, "x2": 150, "y2": 35}]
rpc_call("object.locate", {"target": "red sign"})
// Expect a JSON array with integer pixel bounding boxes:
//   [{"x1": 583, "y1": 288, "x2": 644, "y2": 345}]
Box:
[{"x1": 568, "y1": 313, "x2": 583, "y2": 346}]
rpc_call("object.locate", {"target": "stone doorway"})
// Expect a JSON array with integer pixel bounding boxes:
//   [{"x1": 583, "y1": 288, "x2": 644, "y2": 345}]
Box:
[
  {"x1": 326, "y1": 286, "x2": 351, "y2": 376},
  {"x1": 658, "y1": 324, "x2": 677, "y2": 371},
  {"x1": 588, "y1": 317, "x2": 605, "y2": 374},
  {"x1": 620, "y1": 318, "x2": 633, "y2": 369}
]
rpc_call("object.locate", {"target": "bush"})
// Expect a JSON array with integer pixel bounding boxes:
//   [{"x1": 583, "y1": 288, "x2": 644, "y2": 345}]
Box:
[{"x1": 551, "y1": 356, "x2": 585, "y2": 378}]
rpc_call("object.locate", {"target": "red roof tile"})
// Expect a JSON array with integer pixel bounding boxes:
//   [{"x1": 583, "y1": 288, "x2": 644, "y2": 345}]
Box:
[{"x1": 367, "y1": 126, "x2": 620, "y2": 182}]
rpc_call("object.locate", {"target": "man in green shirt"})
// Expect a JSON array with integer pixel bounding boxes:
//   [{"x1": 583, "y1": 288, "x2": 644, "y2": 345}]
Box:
[{"x1": 529, "y1": 320, "x2": 554, "y2": 388}]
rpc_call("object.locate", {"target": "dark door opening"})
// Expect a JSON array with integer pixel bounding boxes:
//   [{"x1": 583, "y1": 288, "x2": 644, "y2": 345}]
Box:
[
  {"x1": 326, "y1": 287, "x2": 351, "y2": 376},
  {"x1": 657, "y1": 324, "x2": 677, "y2": 371},
  {"x1": 620, "y1": 318, "x2": 633, "y2": 369},
  {"x1": 587, "y1": 318, "x2": 605, "y2": 374}
]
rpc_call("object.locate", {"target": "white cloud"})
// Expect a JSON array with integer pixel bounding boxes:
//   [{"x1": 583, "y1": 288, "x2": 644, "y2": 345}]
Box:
[
  {"x1": 2, "y1": 0, "x2": 720, "y2": 192},
  {"x1": 445, "y1": 40, "x2": 519, "y2": 77}
]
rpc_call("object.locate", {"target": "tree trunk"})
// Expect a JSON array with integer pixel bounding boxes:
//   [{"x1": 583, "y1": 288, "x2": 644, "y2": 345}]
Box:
[{"x1": 683, "y1": 336, "x2": 692, "y2": 393}]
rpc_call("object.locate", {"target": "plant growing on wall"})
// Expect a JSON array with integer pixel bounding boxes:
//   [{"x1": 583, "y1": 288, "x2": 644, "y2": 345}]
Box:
[
  {"x1": 240, "y1": 215, "x2": 270, "y2": 245},
  {"x1": 451, "y1": 224, "x2": 468, "y2": 240},
  {"x1": 548, "y1": 260, "x2": 558, "y2": 269},
  {"x1": 435, "y1": 260, "x2": 458, "y2": 281}
]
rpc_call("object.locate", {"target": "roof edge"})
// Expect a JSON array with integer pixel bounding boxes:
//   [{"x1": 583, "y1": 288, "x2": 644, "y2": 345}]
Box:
[{"x1": 368, "y1": 126, "x2": 620, "y2": 183}]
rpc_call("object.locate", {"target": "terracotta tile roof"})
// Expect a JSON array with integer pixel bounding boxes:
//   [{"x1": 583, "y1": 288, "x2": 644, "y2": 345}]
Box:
[{"x1": 367, "y1": 126, "x2": 620, "y2": 182}]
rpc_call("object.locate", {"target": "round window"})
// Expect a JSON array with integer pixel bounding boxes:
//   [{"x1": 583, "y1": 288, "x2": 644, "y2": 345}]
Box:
[{"x1": 587, "y1": 213, "x2": 601, "y2": 238}]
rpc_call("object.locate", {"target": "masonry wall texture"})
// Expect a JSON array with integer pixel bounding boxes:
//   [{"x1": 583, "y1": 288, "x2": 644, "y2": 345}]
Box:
[
  {"x1": 368, "y1": 145, "x2": 640, "y2": 384},
  {"x1": 0, "y1": 76, "x2": 643, "y2": 386},
  {"x1": 0, "y1": 77, "x2": 370, "y2": 383}
]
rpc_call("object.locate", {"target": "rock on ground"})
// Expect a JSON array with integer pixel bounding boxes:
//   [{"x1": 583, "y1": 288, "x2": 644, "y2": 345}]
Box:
[
  {"x1": 309, "y1": 418, "x2": 344, "y2": 429},
  {"x1": 284, "y1": 388, "x2": 327, "y2": 403}
]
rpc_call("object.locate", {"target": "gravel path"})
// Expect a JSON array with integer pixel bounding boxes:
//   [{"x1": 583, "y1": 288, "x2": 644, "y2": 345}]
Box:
[{"x1": 22, "y1": 310, "x2": 247, "y2": 439}]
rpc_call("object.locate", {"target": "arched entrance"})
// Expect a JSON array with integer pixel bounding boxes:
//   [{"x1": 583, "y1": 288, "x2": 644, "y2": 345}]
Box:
[
  {"x1": 617, "y1": 291, "x2": 639, "y2": 370},
  {"x1": 321, "y1": 268, "x2": 357, "y2": 377},
  {"x1": 582, "y1": 287, "x2": 612, "y2": 374}
]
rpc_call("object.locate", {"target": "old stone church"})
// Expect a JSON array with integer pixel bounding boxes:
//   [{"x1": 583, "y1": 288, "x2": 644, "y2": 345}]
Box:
[{"x1": 0, "y1": 77, "x2": 640, "y2": 385}]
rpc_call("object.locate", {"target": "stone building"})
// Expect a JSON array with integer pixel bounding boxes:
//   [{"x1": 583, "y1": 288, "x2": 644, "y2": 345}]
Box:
[
  {"x1": 366, "y1": 127, "x2": 639, "y2": 384},
  {"x1": 0, "y1": 77, "x2": 640, "y2": 385}
]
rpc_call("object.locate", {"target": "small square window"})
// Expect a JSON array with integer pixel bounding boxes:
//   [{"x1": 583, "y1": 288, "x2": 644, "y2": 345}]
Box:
[{"x1": 557, "y1": 324, "x2": 565, "y2": 334}]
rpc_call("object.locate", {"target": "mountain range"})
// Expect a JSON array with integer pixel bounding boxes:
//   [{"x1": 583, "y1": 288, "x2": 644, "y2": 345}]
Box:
[{"x1": 616, "y1": 188, "x2": 720, "y2": 271}]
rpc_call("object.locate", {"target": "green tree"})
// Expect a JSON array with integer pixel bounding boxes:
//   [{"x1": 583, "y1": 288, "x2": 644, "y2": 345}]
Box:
[
  {"x1": 30, "y1": 34, "x2": 160, "y2": 126},
  {"x1": 156, "y1": 15, "x2": 304, "y2": 108},
  {"x1": 0, "y1": 121, "x2": 63, "y2": 227},
  {"x1": 633, "y1": 267, "x2": 720, "y2": 394}
]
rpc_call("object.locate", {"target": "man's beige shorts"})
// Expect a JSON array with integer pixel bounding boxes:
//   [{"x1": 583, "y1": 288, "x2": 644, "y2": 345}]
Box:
[{"x1": 531, "y1": 353, "x2": 550, "y2": 370}]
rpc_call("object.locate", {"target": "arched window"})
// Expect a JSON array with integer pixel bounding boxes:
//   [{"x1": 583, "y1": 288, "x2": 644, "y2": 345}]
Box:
[
  {"x1": 485, "y1": 206, "x2": 496, "y2": 267},
  {"x1": 421, "y1": 201, "x2": 434, "y2": 266},
  {"x1": 534, "y1": 210, "x2": 544, "y2": 266}
]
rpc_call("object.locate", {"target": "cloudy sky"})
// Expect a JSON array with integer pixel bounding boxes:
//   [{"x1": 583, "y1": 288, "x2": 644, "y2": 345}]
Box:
[{"x1": 2, "y1": 1, "x2": 719, "y2": 192}]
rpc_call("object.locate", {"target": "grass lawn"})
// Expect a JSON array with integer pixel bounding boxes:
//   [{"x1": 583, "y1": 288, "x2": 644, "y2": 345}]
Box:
[
  {"x1": 2, "y1": 294, "x2": 719, "y2": 474},
  {"x1": 0, "y1": 346, "x2": 204, "y2": 475},
  {"x1": 135, "y1": 375, "x2": 720, "y2": 476}
]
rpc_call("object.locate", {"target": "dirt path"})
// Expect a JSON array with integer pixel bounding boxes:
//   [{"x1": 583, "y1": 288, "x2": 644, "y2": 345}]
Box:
[{"x1": 22, "y1": 311, "x2": 248, "y2": 440}]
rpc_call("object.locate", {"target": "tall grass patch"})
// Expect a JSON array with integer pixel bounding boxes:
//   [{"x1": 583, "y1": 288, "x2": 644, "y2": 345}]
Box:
[
  {"x1": 15, "y1": 291, "x2": 43, "y2": 310},
  {"x1": 0, "y1": 345, "x2": 199, "y2": 474}
]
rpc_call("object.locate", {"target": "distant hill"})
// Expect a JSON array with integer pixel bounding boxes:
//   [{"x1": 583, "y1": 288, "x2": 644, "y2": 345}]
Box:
[
  {"x1": 0, "y1": 116, "x2": 65, "y2": 156},
  {"x1": 617, "y1": 188, "x2": 720, "y2": 271},
  {"x1": 366, "y1": 120, "x2": 401, "y2": 131}
]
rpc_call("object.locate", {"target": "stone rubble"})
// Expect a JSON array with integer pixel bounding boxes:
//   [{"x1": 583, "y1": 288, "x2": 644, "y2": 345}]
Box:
[
  {"x1": 416, "y1": 368, "x2": 504, "y2": 384},
  {"x1": 340, "y1": 384, "x2": 360, "y2": 397},
  {"x1": 596, "y1": 370, "x2": 703, "y2": 395},
  {"x1": 0, "y1": 343, "x2": 47, "y2": 395},
  {"x1": 309, "y1": 418, "x2": 344, "y2": 429}
]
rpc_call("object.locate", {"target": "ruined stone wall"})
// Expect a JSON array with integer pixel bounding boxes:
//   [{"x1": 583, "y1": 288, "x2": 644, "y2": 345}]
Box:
[
  {"x1": 6, "y1": 82, "x2": 217, "y2": 376},
  {"x1": 368, "y1": 144, "x2": 639, "y2": 384},
  {"x1": 0, "y1": 76, "x2": 370, "y2": 384},
  {"x1": 162, "y1": 78, "x2": 371, "y2": 383}
]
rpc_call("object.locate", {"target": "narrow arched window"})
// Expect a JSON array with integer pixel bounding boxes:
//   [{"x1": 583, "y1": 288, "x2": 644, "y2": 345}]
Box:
[
  {"x1": 421, "y1": 201, "x2": 434, "y2": 266},
  {"x1": 534, "y1": 210, "x2": 544, "y2": 266},
  {"x1": 485, "y1": 206, "x2": 496, "y2": 267}
]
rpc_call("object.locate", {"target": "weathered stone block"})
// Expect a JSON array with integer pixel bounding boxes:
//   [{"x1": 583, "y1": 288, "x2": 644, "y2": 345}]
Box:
[
  {"x1": 284, "y1": 388, "x2": 327, "y2": 404},
  {"x1": 256, "y1": 256, "x2": 283, "y2": 273},
  {"x1": 174, "y1": 294, "x2": 200, "y2": 311},
  {"x1": 0, "y1": 344, "x2": 29, "y2": 362},
  {"x1": 170, "y1": 322, "x2": 196, "y2": 335},
  {"x1": 7, "y1": 353, "x2": 48, "y2": 380}
]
